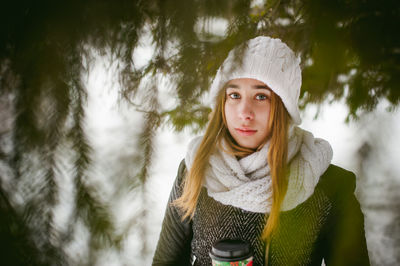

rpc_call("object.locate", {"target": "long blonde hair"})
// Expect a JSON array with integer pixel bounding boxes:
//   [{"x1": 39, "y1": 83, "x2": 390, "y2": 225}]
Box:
[{"x1": 173, "y1": 85, "x2": 290, "y2": 241}]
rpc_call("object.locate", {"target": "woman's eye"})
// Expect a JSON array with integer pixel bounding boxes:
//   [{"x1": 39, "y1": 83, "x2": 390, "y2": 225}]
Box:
[
  {"x1": 228, "y1": 93, "x2": 240, "y2": 99},
  {"x1": 256, "y1": 94, "x2": 268, "y2": 100}
]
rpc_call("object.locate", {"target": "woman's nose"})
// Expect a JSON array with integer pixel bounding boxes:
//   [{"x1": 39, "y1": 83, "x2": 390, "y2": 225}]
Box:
[{"x1": 238, "y1": 99, "x2": 254, "y2": 120}]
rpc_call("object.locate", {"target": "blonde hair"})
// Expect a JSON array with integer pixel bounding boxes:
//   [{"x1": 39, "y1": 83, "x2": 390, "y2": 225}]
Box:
[{"x1": 173, "y1": 85, "x2": 290, "y2": 241}]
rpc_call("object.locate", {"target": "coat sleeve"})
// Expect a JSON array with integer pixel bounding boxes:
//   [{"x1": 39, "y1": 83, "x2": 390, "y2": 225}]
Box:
[
  {"x1": 323, "y1": 167, "x2": 370, "y2": 266},
  {"x1": 152, "y1": 160, "x2": 193, "y2": 266}
]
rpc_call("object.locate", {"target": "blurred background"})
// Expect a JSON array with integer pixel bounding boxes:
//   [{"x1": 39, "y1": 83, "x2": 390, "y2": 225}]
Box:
[{"x1": 0, "y1": 0, "x2": 399, "y2": 265}]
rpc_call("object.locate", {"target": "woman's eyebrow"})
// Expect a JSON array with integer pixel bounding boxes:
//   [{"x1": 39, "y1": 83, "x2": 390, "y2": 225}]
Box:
[
  {"x1": 226, "y1": 84, "x2": 239, "y2": 89},
  {"x1": 226, "y1": 84, "x2": 270, "y2": 90},
  {"x1": 253, "y1": 85, "x2": 270, "y2": 90}
]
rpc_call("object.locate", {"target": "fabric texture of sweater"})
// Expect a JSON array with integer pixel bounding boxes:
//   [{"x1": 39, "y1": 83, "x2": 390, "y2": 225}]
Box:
[{"x1": 152, "y1": 160, "x2": 370, "y2": 266}]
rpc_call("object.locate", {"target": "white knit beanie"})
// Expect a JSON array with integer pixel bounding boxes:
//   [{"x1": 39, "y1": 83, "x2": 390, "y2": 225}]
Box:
[{"x1": 209, "y1": 36, "x2": 302, "y2": 124}]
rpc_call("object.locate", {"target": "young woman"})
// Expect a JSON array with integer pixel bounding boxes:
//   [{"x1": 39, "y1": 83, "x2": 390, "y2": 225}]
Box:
[{"x1": 152, "y1": 36, "x2": 370, "y2": 265}]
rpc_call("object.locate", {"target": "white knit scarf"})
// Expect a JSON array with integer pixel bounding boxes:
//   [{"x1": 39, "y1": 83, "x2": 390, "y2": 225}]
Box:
[{"x1": 185, "y1": 126, "x2": 333, "y2": 213}]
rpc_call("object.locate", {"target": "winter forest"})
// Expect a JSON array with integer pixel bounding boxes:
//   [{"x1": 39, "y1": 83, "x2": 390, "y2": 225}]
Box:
[{"x1": 0, "y1": 0, "x2": 399, "y2": 265}]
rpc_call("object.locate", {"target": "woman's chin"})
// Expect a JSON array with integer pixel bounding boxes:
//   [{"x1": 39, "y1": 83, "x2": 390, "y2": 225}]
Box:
[{"x1": 236, "y1": 140, "x2": 259, "y2": 150}]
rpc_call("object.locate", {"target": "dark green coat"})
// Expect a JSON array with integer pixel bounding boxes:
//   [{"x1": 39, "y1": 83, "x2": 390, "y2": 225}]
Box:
[{"x1": 153, "y1": 160, "x2": 370, "y2": 266}]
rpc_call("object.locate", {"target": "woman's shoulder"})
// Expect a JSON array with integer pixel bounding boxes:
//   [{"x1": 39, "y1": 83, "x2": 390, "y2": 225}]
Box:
[
  {"x1": 176, "y1": 159, "x2": 187, "y2": 183},
  {"x1": 171, "y1": 159, "x2": 187, "y2": 192},
  {"x1": 316, "y1": 164, "x2": 357, "y2": 200}
]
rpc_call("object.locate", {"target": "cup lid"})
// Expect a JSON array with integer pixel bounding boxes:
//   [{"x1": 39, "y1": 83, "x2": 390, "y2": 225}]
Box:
[{"x1": 209, "y1": 239, "x2": 252, "y2": 262}]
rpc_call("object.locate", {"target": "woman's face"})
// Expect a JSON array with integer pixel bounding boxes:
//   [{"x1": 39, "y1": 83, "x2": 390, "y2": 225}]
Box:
[{"x1": 224, "y1": 78, "x2": 271, "y2": 149}]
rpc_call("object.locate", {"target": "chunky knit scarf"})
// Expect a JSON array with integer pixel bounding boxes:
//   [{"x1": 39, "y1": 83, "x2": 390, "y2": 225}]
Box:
[{"x1": 185, "y1": 126, "x2": 333, "y2": 213}]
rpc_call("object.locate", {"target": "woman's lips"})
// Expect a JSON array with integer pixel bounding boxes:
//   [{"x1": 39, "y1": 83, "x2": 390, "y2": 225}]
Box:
[{"x1": 235, "y1": 127, "x2": 257, "y2": 136}]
